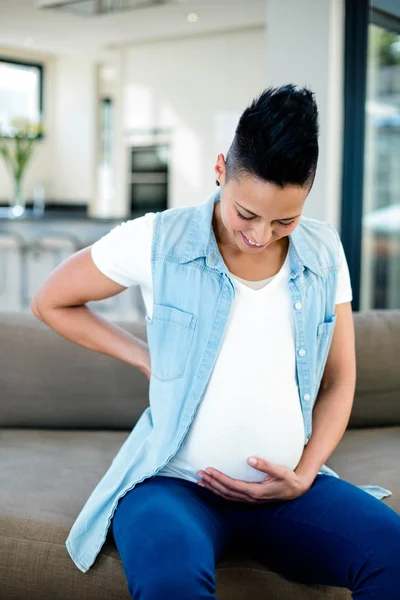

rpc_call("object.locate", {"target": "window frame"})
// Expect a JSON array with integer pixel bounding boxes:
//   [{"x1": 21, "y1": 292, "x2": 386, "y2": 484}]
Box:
[{"x1": 0, "y1": 56, "x2": 45, "y2": 139}]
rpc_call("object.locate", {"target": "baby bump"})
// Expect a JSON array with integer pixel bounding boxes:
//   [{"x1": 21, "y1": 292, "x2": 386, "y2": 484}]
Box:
[{"x1": 176, "y1": 411, "x2": 306, "y2": 484}]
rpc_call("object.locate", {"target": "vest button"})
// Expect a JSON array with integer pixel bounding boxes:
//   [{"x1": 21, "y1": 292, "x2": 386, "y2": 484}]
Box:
[
  {"x1": 298, "y1": 348, "x2": 306, "y2": 357},
  {"x1": 295, "y1": 302, "x2": 302, "y2": 310}
]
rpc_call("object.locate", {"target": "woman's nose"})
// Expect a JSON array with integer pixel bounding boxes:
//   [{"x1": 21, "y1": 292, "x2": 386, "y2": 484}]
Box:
[{"x1": 252, "y1": 224, "x2": 272, "y2": 245}]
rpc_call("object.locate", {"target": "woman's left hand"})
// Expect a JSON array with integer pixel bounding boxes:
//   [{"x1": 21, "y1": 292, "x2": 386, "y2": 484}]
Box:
[{"x1": 196, "y1": 457, "x2": 313, "y2": 503}]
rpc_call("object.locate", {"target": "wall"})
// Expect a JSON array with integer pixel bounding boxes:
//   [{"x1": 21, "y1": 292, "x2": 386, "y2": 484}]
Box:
[
  {"x1": 117, "y1": 26, "x2": 267, "y2": 215},
  {"x1": 51, "y1": 55, "x2": 96, "y2": 205}
]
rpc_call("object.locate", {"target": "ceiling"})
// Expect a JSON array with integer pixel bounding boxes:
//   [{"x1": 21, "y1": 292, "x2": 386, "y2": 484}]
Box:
[{"x1": 0, "y1": 0, "x2": 266, "y2": 58}]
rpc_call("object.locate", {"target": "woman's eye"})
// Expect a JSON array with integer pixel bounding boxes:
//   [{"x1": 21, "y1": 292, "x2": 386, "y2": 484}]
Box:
[
  {"x1": 236, "y1": 211, "x2": 255, "y2": 221},
  {"x1": 236, "y1": 210, "x2": 295, "y2": 227},
  {"x1": 277, "y1": 221, "x2": 295, "y2": 228}
]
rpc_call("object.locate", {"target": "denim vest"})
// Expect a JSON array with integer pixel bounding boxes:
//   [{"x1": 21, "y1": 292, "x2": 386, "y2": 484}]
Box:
[{"x1": 66, "y1": 188, "x2": 392, "y2": 574}]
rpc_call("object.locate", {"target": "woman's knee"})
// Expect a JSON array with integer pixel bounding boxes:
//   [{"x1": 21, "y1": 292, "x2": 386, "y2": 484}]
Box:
[
  {"x1": 352, "y1": 515, "x2": 400, "y2": 597},
  {"x1": 125, "y1": 535, "x2": 217, "y2": 600},
  {"x1": 129, "y1": 566, "x2": 216, "y2": 600}
]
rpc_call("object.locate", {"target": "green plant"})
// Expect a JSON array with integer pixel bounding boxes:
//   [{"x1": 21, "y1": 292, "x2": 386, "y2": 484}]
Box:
[{"x1": 0, "y1": 118, "x2": 43, "y2": 184}]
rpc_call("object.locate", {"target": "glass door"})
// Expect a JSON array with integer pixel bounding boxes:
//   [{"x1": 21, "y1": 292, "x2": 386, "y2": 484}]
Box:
[{"x1": 360, "y1": 12, "x2": 400, "y2": 309}]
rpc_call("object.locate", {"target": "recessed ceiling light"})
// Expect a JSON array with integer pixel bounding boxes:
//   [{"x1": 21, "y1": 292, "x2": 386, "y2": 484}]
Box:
[{"x1": 187, "y1": 12, "x2": 198, "y2": 22}]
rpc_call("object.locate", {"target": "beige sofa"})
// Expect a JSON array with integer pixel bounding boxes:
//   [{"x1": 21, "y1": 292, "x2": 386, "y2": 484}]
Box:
[{"x1": 1, "y1": 309, "x2": 399, "y2": 600}]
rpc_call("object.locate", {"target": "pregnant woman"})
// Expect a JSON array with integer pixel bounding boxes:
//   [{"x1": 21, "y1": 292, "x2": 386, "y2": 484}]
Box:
[{"x1": 32, "y1": 84, "x2": 400, "y2": 599}]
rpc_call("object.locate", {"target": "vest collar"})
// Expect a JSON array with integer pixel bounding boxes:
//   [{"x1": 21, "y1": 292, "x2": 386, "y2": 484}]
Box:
[{"x1": 178, "y1": 187, "x2": 323, "y2": 276}]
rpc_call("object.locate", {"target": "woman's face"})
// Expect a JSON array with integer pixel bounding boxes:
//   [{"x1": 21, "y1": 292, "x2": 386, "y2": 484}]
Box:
[{"x1": 214, "y1": 154, "x2": 310, "y2": 254}]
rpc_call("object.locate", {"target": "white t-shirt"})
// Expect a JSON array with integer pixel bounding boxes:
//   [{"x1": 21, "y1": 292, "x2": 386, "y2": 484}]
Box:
[{"x1": 91, "y1": 213, "x2": 353, "y2": 484}]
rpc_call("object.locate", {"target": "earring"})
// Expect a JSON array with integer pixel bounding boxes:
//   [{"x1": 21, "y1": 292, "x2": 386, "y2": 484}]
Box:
[{"x1": 215, "y1": 180, "x2": 220, "y2": 186}]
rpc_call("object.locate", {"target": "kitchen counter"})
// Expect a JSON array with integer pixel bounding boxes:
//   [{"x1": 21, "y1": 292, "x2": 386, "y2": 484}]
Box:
[{"x1": 0, "y1": 209, "x2": 148, "y2": 246}]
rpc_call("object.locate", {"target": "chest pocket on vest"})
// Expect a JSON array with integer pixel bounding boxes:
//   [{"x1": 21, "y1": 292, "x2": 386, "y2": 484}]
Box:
[
  {"x1": 314, "y1": 314, "x2": 337, "y2": 389},
  {"x1": 145, "y1": 303, "x2": 197, "y2": 381}
]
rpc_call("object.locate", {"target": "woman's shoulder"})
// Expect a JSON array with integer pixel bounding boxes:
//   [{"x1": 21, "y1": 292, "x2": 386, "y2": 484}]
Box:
[
  {"x1": 153, "y1": 204, "x2": 198, "y2": 241},
  {"x1": 291, "y1": 216, "x2": 342, "y2": 270},
  {"x1": 298, "y1": 215, "x2": 339, "y2": 233},
  {"x1": 156, "y1": 203, "x2": 196, "y2": 221},
  {"x1": 296, "y1": 215, "x2": 340, "y2": 245}
]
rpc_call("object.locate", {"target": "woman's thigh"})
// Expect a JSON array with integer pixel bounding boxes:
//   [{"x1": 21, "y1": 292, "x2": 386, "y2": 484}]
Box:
[
  {"x1": 111, "y1": 475, "x2": 236, "y2": 599},
  {"x1": 233, "y1": 474, "x2": 400, "y2": 595}
]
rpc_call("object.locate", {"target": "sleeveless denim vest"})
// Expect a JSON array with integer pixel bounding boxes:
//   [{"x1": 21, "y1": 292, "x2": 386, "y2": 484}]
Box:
[{"x1": 65, "y1": 188, "x2": 392, "y2": 574}]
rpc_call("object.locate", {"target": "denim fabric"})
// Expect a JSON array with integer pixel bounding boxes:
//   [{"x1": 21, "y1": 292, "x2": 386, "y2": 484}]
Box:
[
  {"x1": 111, "y1": 473, "x2": 400, "y2": 599},
  {"x1": 65, "y1": 188, "x2": 392, "y2": 574}
]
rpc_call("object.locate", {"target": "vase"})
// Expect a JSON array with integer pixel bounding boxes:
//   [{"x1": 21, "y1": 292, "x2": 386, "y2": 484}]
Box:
[{"x1": 9, "y1": 175, "x2": 26, "y2": 218}]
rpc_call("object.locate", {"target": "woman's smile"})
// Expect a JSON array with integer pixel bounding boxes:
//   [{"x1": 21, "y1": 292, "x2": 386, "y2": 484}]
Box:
[{"x1": 240, "y1": 231, "x2": 268, "y2": 248}]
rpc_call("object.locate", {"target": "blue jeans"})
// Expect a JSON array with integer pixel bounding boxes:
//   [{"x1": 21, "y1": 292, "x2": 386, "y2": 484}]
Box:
[{"x1": 111, "y1": 473, "x2": 400, "y2": 599}]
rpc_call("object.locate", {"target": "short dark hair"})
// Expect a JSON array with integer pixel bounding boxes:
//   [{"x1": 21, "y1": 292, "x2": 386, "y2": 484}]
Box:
[{"x1": 225, "y1": 84, "x2": 319, "y2": 189}]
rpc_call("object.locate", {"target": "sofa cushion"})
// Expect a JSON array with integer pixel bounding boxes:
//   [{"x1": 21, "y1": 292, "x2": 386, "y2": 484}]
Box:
[
  {"x1": 325, "y1": 425, "x2": 399, "y2": 509},
  {"x1": 0, "y1": 312, "x2": 149, "y2": 429},
  {"x1": 349, "y1": 310, "x2": 400, "y2": 428},
  {"x1": 0, "y1": 427, "x2": 398, "y2": 599}
]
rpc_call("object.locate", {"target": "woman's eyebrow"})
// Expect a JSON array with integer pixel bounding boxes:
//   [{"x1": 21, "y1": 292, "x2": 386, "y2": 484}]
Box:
[{"x1": 235, "y1": 202, "x2": 300, "y2": 221}]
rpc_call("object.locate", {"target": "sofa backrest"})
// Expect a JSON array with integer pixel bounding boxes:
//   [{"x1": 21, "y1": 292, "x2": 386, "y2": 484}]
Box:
[
  {"x1": 348, "y1": 309, "x2": 400, "y2": 428},
  {"x1": 0, "y1": 312, "x2": 149, "y2": 430},
  {"x1": 0, "y1": 309, "x2": 399, "y2": 430}
]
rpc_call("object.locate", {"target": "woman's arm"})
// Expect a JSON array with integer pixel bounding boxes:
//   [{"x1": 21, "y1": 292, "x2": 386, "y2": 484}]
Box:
[
  {"x1": 294, "y1": 301, "x2": 356, "y2": 483},
  {"x1": 31, "y1": 246, "x2": 151, "y2": 378}
]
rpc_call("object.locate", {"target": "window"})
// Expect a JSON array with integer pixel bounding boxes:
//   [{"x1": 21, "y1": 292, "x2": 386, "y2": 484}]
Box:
[
  {"x1": 341, "y1": 0, "x2": 400, "y2": 310},
  {"x1": 0, "y1": 58, "x2": 43, "y2": 135},
  {"x1": 361, "y1": 18, "x2": 400, "y2": 309}
]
